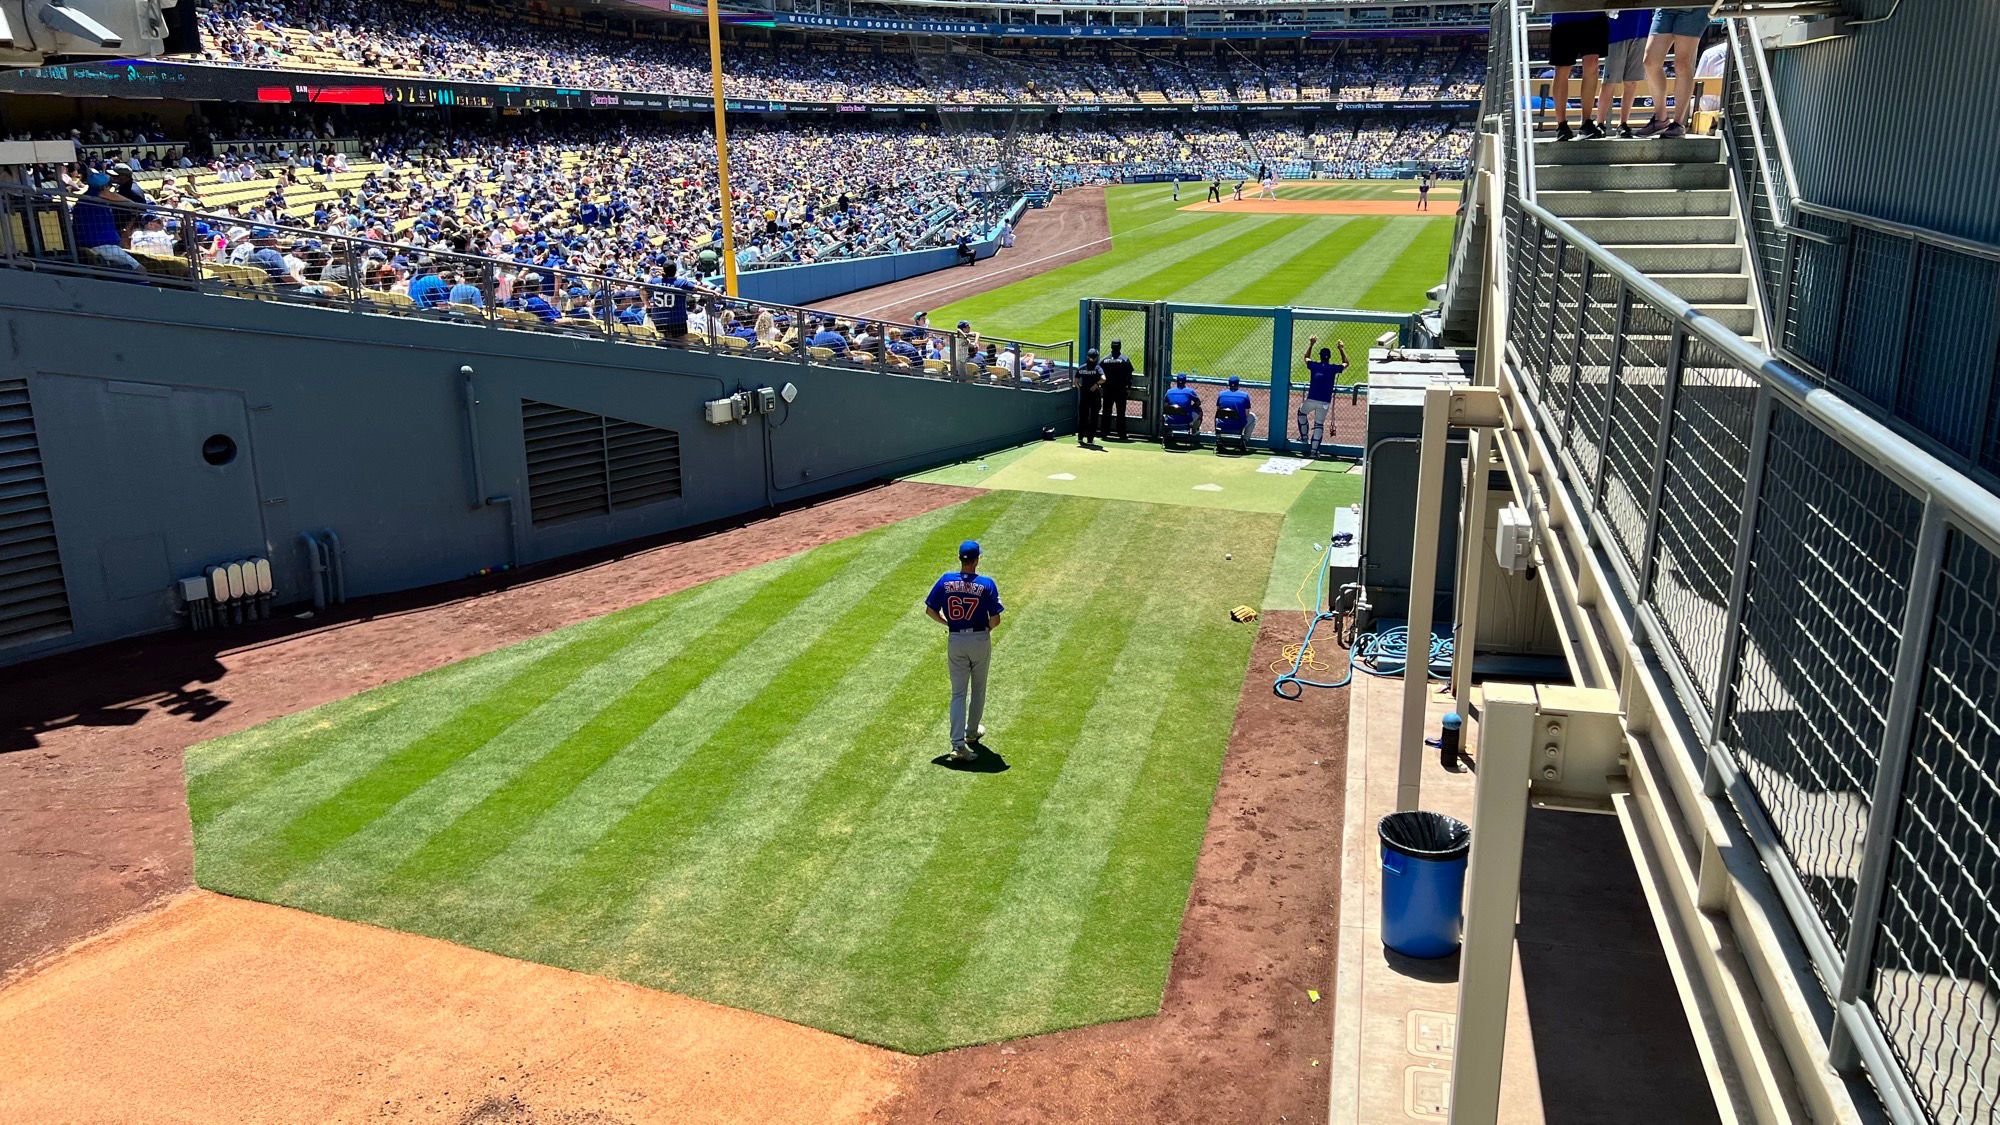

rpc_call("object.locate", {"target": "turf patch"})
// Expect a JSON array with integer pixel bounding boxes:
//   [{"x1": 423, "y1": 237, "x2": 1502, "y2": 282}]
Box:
[
  {"x1": 974, "y1": 442, "x2": 1315, "y2": 514},
  {"x1": 187, "y1": 491, "x2": 1279, "y2": 1054}
]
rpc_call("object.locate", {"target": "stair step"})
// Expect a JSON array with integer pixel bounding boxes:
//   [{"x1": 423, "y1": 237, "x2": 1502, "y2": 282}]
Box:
[
  {"x1": 1566, "y1": 216, "x2": 1739, "y2": 245},
  {"x1": 1653, "y1": 273, "x2": 1752, "y2": 303},
  {"x1": 1694, "y1": 304, "x2": 1758, "y2": 335},
  {"x1": 1611, "y1": 244, "x2": 1747, "y2": 273},
  {"x1": 1536, "y1": 161, "x2": 1732, "y2": 191},
  {"x1": 1533, "y1": 136, "x2": 1723, "y2": 165},
  {"x1": 1541, "y1": 188, "x2": 1734, "y2": 218}
]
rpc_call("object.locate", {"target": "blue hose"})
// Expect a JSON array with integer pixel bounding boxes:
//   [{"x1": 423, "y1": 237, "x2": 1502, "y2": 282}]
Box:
[{"x1": 1273, "y1": 558, "x2": 1455, "y2": 699}]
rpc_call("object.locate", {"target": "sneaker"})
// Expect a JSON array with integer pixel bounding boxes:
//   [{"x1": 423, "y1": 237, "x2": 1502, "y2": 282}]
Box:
[
  {"x1": 1635, "y1": 117, "x2": 1669, "y2": 138},
  {"x1": 950, "y1": 743, "x2": 976, "y2": 762},
  {"x1": 1555, "y1": 122, "x2": 1575, "y2": 142},
  {"x1": 1619, "y1": 124, "x2": 1635, "y2": 139},
  {"x1": 1660, "y1": 121, "x2": 1687, "y2": 138},
  {"x1": 1579, "y1": 119, "x2": 1605, "y2": 140}
]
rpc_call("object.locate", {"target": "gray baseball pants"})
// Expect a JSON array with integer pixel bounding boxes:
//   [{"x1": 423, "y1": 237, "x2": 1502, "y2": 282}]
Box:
[{"x1": 947, "y1": 629, "x2": 991, "y2": 747}]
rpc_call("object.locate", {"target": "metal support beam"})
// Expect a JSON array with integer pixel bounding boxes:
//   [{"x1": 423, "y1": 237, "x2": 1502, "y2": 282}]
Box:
[
  {"x1": 1397, "y1": 384, "x2": 1454, "y2": 811},
  {"x1": 1452, "y1": 431, "x2": 1494, "y2": 720},
  {"x1": 1446, "y1": 681, "x2": 1538, "y2": 1125},
  {"x1": 1827, "y1": 504, "x2": 1948, "y2": 1071}
]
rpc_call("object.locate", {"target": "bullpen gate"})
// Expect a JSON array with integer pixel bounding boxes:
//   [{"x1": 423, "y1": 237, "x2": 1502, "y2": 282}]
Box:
[{"x1": 1078, "y1": 299, "x2": 1417, "y2": 455}]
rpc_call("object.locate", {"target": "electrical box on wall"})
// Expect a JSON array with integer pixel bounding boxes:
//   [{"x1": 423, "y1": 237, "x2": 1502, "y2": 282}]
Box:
[{"x1": 1495, "y1": 504, "x2": 1533, "y2": 573}]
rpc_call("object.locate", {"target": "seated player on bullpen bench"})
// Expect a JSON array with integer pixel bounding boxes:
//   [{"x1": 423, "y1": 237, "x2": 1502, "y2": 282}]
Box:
[
  {"x1": 1213, "y1": 375, "x2": 1256, "y2": 454},
  {"x1": 1162, "y1": 373, "x2": 1204, "y2": 449}
]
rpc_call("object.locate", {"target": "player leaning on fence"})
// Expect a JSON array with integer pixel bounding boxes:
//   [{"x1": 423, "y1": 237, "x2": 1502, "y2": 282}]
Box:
[{"x1": 1298, "y1": 335, "x2": 1348, "y2": 457}]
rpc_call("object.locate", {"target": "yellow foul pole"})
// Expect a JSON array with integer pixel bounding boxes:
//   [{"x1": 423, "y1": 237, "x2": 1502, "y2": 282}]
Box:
[{"x1": 706, "y1": 0, "x2": 738, "y2": 296}]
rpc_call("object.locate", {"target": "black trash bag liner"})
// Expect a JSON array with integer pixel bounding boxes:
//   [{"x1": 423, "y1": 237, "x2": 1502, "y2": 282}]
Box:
[{"x1": 1378, "y1": 811, "x2": 1471, "y2": 860}]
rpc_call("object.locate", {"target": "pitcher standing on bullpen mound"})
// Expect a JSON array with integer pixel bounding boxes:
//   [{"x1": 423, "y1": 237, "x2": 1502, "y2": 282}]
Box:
[{"x1": 925, "y1": 540, "x2": 1004, "y2": 761}]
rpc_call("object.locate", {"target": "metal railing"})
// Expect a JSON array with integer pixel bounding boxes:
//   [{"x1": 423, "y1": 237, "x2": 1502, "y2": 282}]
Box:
[
  {"x1": 1722, "y1": 20, "x2": 2000, "y2": 488},
  {"x1": 1483, "y1": 3, "x2": 2000, "y2": 1121},
  {"x1": 0, "y1": 183, "x2": 1075, "y2": 392}
]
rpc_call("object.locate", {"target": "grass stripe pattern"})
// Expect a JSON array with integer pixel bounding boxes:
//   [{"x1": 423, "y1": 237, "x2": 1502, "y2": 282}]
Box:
[{"x1": 187, "y1": 491, "x2": 1279, "y2": 1053}]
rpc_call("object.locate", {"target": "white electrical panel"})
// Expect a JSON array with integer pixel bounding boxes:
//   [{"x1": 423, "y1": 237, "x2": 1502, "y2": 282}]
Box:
[{"x1": 1495, "y1": 504, "x2": 1533, "y2": 573}]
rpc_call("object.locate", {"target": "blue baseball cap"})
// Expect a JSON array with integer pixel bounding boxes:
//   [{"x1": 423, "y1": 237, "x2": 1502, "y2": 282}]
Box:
[
  {"x1": 958, "y1": 540, "x2": 981, "y2": 558},
  {"x1": 1227, "y1": 375, "x2": 1241, "y2": 388}
]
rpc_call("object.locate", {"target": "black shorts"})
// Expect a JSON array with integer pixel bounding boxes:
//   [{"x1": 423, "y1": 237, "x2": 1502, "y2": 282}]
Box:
[{"x1": 1549, "y1": 16, "x2": 1610, "y2": 68}]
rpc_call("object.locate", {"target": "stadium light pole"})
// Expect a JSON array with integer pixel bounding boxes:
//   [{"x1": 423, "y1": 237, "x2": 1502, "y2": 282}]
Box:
[{"x1": 705, "y1": 0, "x2": 739, "y2": 297}]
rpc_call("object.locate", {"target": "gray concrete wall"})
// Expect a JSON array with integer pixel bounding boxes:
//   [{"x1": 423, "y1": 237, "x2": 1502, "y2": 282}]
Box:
[{"x1": 0, "y1": 270, "x2": 1070, "y2": 666}]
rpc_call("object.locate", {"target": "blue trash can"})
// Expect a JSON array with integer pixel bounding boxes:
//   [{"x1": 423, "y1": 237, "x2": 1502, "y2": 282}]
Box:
[{"x1": 1379, "y1": 810, "x2": 1472, "y2": 958}]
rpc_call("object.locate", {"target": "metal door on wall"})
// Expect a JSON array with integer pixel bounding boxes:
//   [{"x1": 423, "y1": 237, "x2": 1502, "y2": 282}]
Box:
[
  {"x1": 33, "y1": 375, "x2": 269, "y2": 640},
  {"x1": 1080, "y1": 299, "x2": 1167, "y2": 439}
]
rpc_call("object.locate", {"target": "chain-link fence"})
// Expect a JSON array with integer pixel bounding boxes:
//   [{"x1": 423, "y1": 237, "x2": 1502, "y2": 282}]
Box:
[{"x1": 1486, "y1": 3, "x2": 2000, "y2": 1117}]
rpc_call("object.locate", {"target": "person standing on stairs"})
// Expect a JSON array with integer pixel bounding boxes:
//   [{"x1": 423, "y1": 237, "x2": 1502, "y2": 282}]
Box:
[
  {"x1": 1549, "y1": 13, "x2": 1608, "y2": 141},
  {"x1": 1594, "y1": 10, "x2": 1652, "y2": 139},
  {"x1": 1638, "y1": 9, "x2": 1712, "y2": 139}
]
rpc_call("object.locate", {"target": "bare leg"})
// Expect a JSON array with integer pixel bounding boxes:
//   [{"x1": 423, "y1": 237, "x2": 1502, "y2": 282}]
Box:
[
  {"x1": 1552, "y1": 65, "x2": 1572, "y2": 128},
  {"x1": 1643, "y1": 34, "x2": 1672, "y2": 124},
  {"x1": 1669, "y1": 34, "x2": 1699, "y2": 123},
  {"x1": 1580, "y1": 54, "x2": 1601, "y2": 124}
]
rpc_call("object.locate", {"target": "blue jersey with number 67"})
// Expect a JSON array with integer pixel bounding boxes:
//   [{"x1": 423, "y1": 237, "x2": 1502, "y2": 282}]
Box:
[{"x1": 927, "y1": 571, "x2": 1003, "y2": 632}]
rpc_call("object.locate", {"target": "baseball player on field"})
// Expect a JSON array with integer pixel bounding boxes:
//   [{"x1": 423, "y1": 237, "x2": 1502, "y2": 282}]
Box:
[
  {"x1": 1297, "y1": 335, "x2": 1349, "y2": 457},
  {"x1": 925, "y1": 540, "x2": 1003, "y2": 761}
]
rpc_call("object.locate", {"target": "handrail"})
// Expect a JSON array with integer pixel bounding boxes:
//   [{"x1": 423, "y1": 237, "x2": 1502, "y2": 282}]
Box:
[{"x1": 1511, "y1": 193, "x2": 2000, "y2": 547}]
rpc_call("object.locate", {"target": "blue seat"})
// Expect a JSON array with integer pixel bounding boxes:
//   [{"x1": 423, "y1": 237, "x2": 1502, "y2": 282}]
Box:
[{"x1": 1162, "y1": 405, "x2": 1200, "y2": 450}]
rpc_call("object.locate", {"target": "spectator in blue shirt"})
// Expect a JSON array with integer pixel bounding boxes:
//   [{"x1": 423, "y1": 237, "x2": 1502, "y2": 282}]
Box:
[
  {"x1": 408, "y1": 264, "x2": 449, "y2": 309},
  {"x1": 809, "y1": 320, "x2": 849, "y2": 354},
  {"x1": 614, "y1": 290, "x2": 648, "y2": 325},
  {"x1": 71, "y1": 172, "x2": 145, "y2": 275},
  {"x1": 447, "y1": 272, "x2": 484, "y2": 307},
  {"x1": 516, "y1": 274, "x2": 560, "y2": 323}
]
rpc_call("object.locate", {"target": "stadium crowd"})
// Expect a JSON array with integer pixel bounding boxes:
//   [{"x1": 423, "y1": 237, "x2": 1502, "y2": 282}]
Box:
[{"x1": 195, "y1": 0, "x2": 1486, "y2": 105}]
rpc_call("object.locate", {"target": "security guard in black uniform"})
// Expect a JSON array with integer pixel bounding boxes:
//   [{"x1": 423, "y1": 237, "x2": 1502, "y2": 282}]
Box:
[
  {"x1": 1076, "y1": 347, "x2": 1105, "y2": 448},
  {"x1": 1099, "y1": 339, "x2": 1135, "y2": 442}
]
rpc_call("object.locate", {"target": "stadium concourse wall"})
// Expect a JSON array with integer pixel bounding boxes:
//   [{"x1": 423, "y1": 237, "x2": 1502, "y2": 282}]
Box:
[{"x1": 0, "y1": 268, "x2": 1070, "y2": 668}]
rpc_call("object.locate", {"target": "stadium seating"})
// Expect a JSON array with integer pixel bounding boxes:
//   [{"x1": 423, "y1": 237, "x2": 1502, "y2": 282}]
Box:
[{"x1": 192, "y1": 0, "x2": 1488, "y2": 106}]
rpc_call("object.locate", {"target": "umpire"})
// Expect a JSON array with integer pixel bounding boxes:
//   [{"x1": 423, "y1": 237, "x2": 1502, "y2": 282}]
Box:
[
  {"x1": 1099, "y1": 339, "x2": 1134, "y2": 442},
  {"x1": 1075, "y1": 347, "x2": 1105, "y2": 448}
]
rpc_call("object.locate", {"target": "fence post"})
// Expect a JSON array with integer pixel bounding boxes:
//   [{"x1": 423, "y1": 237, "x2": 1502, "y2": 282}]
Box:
[
  {"x1": 1637, "y1": 326, "x2": 1688, "y2": 598},
  {"x1": 1707, "y1": 385, "x2": 1774, "y2": 733},
  {"x1": 1269, "y1": 305, "x2": 1294, "y2": 453},
  {"x1": 1825, "y1": 504, "x2": 1949, "y2": 1073},
  {"x1": 1589, "y1": 285, "x2": 1631, "y2": 517}
]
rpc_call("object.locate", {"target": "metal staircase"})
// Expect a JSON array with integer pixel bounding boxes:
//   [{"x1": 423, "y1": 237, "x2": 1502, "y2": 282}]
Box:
[{"x1": 1533, "y1": 135, "x2": 1762, "y2": 341}]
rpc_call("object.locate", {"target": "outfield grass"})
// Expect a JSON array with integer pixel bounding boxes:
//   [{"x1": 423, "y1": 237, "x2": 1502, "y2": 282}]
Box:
[
  {"x1": 936, "y1": 181, "x2": 1455, "y2": 384},
  {"x1": 187, "y1": 491, "x2": 1278, "y2": 1054}
]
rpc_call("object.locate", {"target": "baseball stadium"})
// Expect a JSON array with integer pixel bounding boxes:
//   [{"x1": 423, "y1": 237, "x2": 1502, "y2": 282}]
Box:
[{"x1": 0, "y1": 1, "x2": 1996, "y2": 1123}]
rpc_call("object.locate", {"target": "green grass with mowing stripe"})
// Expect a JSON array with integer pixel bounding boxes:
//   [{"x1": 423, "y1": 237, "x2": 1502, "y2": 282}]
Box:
[
  {"x1": 1263, "y1": 468, "x2": 1364, "y2": 610},
  {"x1": 938, "y1": 182, "x2": 1453, "y2": 387},
  {"x1": 188, "y1": 491, "x2": 1278, "y2": 1054}
]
